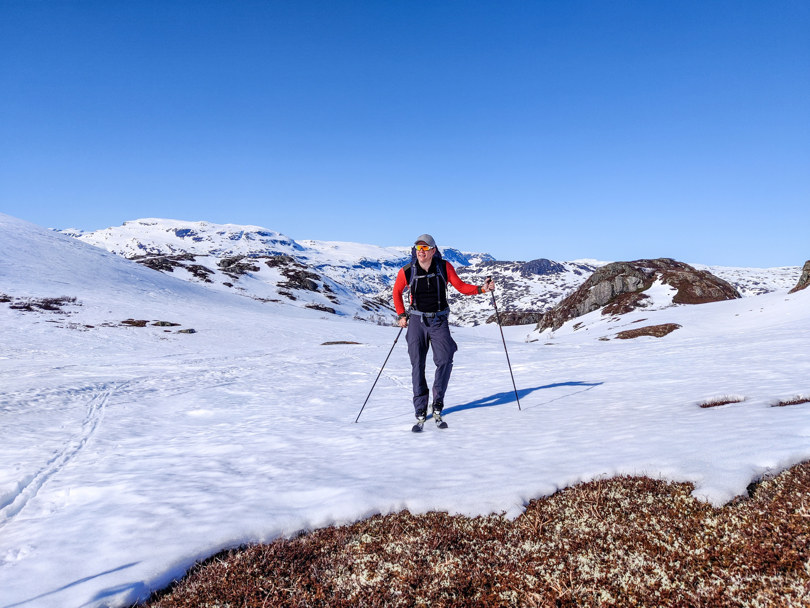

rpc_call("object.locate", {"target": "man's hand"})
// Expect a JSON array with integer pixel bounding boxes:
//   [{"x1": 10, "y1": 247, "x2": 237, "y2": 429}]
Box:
[
  {"x1": 397, "y1": 314, "x2": 408, "y2": 328},
  {"x1": 482, "y1": 277, "x2": 495, "y2": 293}
]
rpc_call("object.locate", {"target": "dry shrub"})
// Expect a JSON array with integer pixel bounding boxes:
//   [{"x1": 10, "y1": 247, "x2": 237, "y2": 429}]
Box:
[
  {"x1": 772, "y1": 396, "x2": 810, "y2": 408},
  {"x1": 699, "y1": 395, "x2": 746, "y2": 409},
  {"x1": 143, "y1": 461, "x2": 810, "y2": 608},
  {"x1": 6, "y1": 295, "x2": 78, "y2": 312}
]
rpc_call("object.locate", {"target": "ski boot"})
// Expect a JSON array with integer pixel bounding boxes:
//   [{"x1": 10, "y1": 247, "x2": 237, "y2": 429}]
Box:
[
  {"x1": 412, "y1": 408, "x2": 427, "y2": 433},
  {"x1": 432, "y1": 400, "x2": 448, "y2": 429}
]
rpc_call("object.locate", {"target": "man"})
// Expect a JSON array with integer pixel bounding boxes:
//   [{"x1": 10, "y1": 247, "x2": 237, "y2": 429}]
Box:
[{"x1": 393, "y1": 234, "x2": 495, "y2": 432}]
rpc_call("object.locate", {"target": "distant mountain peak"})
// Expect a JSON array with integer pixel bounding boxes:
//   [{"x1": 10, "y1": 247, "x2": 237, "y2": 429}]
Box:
[{"x1": 54, "y1": 218, "x2": 803, "y2": 327}]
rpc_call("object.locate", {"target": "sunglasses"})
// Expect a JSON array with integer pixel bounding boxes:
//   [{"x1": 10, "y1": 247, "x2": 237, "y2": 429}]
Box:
[{"x1": 415, "y1": 245, "x2": 434, "y2": 251}]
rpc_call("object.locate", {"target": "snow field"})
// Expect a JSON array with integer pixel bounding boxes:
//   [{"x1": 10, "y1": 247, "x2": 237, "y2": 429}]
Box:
[{"x1": 1, "y1": 214, "x2": 808, "y2": 607}]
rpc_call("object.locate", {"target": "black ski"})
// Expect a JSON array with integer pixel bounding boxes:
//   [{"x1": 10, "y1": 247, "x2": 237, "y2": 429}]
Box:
[{"x1": 412, "y1": 416, "x2": 448, "y2": 431}]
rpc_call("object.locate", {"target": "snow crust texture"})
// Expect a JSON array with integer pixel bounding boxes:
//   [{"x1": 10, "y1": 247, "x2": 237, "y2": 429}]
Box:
[{"x1": 1, "y1": 213, "x2": 809, "y2": 608}]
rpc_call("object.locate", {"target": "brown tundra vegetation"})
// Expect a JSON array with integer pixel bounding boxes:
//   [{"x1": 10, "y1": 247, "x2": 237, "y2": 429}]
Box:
[{"x1": 143, "y1": 461, "x2": 810, "y2": 607}]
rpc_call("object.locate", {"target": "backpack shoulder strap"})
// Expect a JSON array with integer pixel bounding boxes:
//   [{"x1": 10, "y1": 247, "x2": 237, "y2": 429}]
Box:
[{"x1": 436, "y1": 258, "x2": 448, "y2": 283}]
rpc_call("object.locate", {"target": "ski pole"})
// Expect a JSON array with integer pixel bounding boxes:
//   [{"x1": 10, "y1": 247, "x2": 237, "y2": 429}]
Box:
[
  {"x1": 354, "y1": 326, "x2": 404, "y2": 423},
  {"x1": 486, "y1": 277, "x2": 521, "y2": 411}
]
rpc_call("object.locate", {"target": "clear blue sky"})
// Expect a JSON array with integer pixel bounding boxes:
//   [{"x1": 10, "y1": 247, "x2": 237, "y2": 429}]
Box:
[{"x1": 2, "y1": 1, "x2": 808, "y2": 266}]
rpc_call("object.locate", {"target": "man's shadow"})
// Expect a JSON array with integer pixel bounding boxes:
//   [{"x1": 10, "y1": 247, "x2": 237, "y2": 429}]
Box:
[{"x1": 441, "y1": 381, "x2": 603, "y2": 416}]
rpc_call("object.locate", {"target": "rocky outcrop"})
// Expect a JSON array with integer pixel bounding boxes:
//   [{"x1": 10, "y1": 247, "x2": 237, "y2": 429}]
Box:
[
  {"x1": 537, "y1": 258, "x2": 741, "y2": 332},
  {"x1": 133, "y1": 254, "x2": 215, "y2": 282},
  {"x1": 266, "y1": 255, "x2": 322, "y2": 292},
  {"x1": 519, "y1": 259, "x2": 566, "y2": 277},
  {"x1": 486, "y1": 310, "x2": 545, "y2": 326},
  {"x1": 789, "y1": 261, "x2": 810, "y2": 293},
  {"x1": 218, "y1": 255, "x2": 261, "y2": 278}
]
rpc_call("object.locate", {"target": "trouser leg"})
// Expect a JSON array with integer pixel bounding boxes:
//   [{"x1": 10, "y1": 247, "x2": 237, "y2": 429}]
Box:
[
  {"x1": 406, "y1": 317, "x2": 430, "y2": 416},
  {"x1": 428, "y1": 317, "x2": 458, "y2": 406}
]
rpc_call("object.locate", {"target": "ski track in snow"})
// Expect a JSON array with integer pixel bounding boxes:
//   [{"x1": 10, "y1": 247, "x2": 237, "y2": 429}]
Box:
[
  {"x1": 0, "y1": 353, "x2": 267, "y2": 532},
  {"x1": 0, "y1": 385, "x2": 115, "y2": 529}
]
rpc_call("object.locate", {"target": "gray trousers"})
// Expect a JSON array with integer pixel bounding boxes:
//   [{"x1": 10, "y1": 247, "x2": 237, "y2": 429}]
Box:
[{"x1": 406, "y1": 312, "x2": 458, "y2": 416}]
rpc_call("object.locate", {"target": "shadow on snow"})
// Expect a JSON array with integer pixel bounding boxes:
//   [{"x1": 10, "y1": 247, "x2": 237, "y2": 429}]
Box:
[
  {"x1": 442, "y1": 381, "x2": 603, "y2": 416},
  {"x1": 2, "y1": 562, "x2": 141, "y2": 608}
]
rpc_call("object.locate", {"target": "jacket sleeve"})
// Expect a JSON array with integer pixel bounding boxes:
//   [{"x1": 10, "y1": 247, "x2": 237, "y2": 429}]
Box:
[
  {"x1": 393, "y1": 267, "x2": 409, "y2": 315},
  {"x1": 445, "y1": 262, "x2": 481, "y2": 296}
]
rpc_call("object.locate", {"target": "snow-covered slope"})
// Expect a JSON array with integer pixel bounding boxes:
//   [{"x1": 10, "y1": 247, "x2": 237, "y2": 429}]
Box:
[
  {"x1": 1, "y1": 215, "x2": 330, "y2": 339},
  {"x1": 693, "y1": 263, "x2": 802, "y2": 296},
  {"x1": 65, "y1": 219, "x2": 802, "y2": 328},
  {"x1": 3, "y1": 212, "x2": 809, "y2": 608},
  {"x1": 64, "y1": 219, "x2": 600, "y2": 325}
]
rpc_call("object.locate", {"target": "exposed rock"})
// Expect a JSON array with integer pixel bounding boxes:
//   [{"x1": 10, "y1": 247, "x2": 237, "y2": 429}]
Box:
[
  {"x1": 658, "y1": 261, "x2": 741, "y2": 305},
  {"x1": 264, "y1": 254, "x2": 296, "y2": 269},
  {"x1": 537, "y1": 258, "x2": 741, "y2": 332},
  {"x1": 121, "y1": 319, "x2": 149, "y2": 327},
  {"x1": 218, "y1": 255, "x2": 260, "y2": 278},
  {"x1": 186, "y1": 265, "x2": 214, "y2": 282},
  {"x1": 789, "y1": 260, "x2": 810, "y2": 293},
  {"x1": 306, "y1": 303, "x2": 336, "y2": 314},
  {"x1": 486, "y1": 311, "x2": 545, "y2": 326},
  {"x1": 615, "y1": 323, "x2": 682, "y2": 340},
  {"x1": 136, "y1": 257, "x2": 179, "y2": 273},
  {"x1": 519, "y1": 259, "x2": 566, "y2": 277},
  {"x1": 266, "y1": 256, "x2": 321, "y2": 292},
  {"x1": 134, "y1": 254, "x2": 214, "y2": 283}
]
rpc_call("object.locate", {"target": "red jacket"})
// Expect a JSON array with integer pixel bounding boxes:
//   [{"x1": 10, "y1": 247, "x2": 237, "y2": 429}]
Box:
[{"x1": 393, "y1": 260, "x2": 481, "y2": 316}]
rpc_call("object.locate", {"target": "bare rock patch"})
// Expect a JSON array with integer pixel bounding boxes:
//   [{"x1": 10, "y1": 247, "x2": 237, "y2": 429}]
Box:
[{"x1": 615, "y1": 323, "x2": 682, "y2": 340}]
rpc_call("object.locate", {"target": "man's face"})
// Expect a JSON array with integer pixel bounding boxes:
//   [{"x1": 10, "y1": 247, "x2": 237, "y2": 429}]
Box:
[{"x1": 416, "y1": 243, "x2": 435, "y2": 264}]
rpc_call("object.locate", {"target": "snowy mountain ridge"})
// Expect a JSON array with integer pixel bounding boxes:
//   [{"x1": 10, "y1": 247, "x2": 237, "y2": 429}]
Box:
[{"x1": 63, "y1": 218, "x2": 802, "y2": 326}]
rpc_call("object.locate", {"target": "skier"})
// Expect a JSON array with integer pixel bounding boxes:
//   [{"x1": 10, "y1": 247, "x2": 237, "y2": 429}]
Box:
[{"x1": 393, "y1": 234, "x2": 495, "y2": 431}]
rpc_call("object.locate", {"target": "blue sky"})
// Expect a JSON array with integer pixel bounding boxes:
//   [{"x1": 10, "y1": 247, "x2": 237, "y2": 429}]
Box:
[{"x1": 1, "y1": 1, "x2": 808, "y2": 266}]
